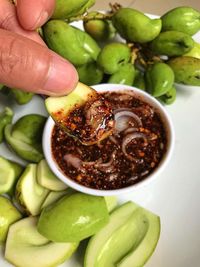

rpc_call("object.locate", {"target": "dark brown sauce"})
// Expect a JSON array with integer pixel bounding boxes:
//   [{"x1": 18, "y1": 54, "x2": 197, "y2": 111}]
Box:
[
  {"x1": 51, "y1": 90, "x2": 167, "y2": 190},
  {"x1": 53, "y1": 94, "x2": 114, "y2": 145}
]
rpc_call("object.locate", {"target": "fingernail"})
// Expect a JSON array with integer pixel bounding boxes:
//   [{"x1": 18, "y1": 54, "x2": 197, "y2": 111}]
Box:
[
  {"x1": 34, "y1": 10, "x2": 49, "y2": 29},
  {"x1": 43, "y1": 53, "x2": 78, "y2": 95}
]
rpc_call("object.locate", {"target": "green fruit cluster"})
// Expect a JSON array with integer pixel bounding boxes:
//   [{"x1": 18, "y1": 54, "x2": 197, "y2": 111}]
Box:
[{"x1": 41, "y1": 4, "x2": 200, "y2": 106}]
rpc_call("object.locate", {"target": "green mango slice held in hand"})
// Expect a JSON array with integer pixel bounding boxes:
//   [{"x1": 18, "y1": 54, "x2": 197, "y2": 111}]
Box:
[{"x1": 45, "y1": 82, "x2": 114, "y2": 145}]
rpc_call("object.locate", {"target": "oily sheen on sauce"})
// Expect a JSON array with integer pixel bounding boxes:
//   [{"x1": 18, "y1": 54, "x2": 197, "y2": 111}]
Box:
[{"x1": 51, "y1": 90, "x2": 167, "y2": 190}]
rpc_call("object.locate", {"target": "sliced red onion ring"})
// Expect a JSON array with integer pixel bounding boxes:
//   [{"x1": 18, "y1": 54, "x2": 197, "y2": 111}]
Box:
[
  {"x1": 122, "y1": 132, "x2": 147, "y2": 161},
  {"x1": 109, "y1": 135, "x2": 119, "y2": 145},
  {"x1": 124, "y1": 127, "x2": 138, "y2": 134},
  {"x1": 94, "y1": 151, "x2": 117, "y2": 173},
  {"x1": 64, "y1": 154, "x2": 82, "y2": 169},
  {"x1": 114, "y1": 109, "x2": 142, "y2": 133}
]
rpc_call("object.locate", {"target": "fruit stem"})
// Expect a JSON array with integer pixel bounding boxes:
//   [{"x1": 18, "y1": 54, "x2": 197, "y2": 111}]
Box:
[
  {"x1": 66, "y1": 2, "x2": 122, "y2": 23},
  {"x1": 66, "y1": 11, "x2": 113, "y2": 23}
]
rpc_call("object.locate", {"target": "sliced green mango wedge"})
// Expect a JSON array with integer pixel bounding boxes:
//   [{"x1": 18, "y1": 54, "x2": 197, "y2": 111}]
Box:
[
  {"x1": 37, "y1": 193, "x2": 109, "y2": 242},
  {"x1": 117, "y1": 209, "x2": 160, "y2": 267},
  {"x1": 84, "y1": 201, "x2": 138, "y2": 267},
  {"x1": 84, "y1": 201, "x2": 160, "y2": 267},
  {"x1": 45, "y1": 82, "x2": 114, "y2": 145},
  {"x1": 4, "y1": 124, "x2": 44, "y2": 163},
  {"x1": 0, "y1": 196, "x2": 22, "y2": 243},
  {"x1": 5, "y1": 217, "x2": 78, "y2": 267},
  {"x1": 104, "y1": 196, "x2": 118, "y2": 212},
  {"x1": 37, "y1": 159, "x2": 67, "y2": 191},
  {"x1": 41, "y1": 190, "x2": 69, "y2": 209},
  {"x1": 15, "y1": 164, "x2": 49, "y2": 215},
  {"x1": 0, "y1": 156, "x2": 23, "y2": 195}
]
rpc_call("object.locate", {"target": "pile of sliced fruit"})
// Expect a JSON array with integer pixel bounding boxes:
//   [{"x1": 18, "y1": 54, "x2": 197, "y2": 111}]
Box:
[{"x1": 0, "y1": 111, "x2": 160, "y2": 267}]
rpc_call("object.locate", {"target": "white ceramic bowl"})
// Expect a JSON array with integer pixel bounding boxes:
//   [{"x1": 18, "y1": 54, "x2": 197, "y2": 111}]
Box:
[{"x1": 43, "y1": 84, "x2": 175, "y2": 196}]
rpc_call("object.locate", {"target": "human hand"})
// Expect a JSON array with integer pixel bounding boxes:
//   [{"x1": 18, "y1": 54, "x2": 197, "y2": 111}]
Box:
[{"x1": 0, "y1": 0, "x2": 78, "y2": 96}]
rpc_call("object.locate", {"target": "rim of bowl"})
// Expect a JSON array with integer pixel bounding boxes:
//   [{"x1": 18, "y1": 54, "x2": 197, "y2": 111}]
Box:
[{"x1": 43, "y1": 84, "x2": 175, "y2": 196}]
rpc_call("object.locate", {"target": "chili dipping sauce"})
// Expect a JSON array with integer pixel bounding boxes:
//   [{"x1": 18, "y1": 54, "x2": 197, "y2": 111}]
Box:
[{"x1": 51, "y1": 90, "x2": 167, "y2": 190}]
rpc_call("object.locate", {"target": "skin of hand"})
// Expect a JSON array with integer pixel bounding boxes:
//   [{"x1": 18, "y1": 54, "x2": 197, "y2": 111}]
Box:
[{"x1": 0, "y1": 0, "x2": 78, "y2": 96}]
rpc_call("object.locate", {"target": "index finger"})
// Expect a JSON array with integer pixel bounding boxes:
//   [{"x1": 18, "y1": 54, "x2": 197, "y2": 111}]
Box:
[{"x1": 16, "y1": 0, "x2": 55, "y2": 30}]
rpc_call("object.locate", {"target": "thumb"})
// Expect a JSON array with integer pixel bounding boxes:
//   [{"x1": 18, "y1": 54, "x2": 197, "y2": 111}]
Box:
[{"x1": 0, "y1": 29, "x2": 78, "y2": 96}]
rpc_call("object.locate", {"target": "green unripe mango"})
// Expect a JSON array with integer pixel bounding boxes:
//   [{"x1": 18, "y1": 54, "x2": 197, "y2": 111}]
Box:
[
  {"x1": 167, "y1": 56, "x2": 200, "y2": 86},
  {"x1": 145, "y1": 62, "x2": 174, "y2": 97},
  {"x1": 52, "y1": 0, "x2": 95, "y2": 19},
  {"x1": 4, "y1": 114, "x2": 46, "y2": 162},
  {"x1": 10, "y1": 88, "x2": 34, "y2": 105},
  {"x1": 150, "y1": 31, "x2": 194, "y2": 56},
  {"x1": 133, "y1": 69, "x2": 146, "y2": 90},
  {"x1": 76, "y1": 0, "x2": 95, "y2": 16},
  {"x1": 0, "y1": 107, "x2": 13, "y2": 143},
  {"x1": 12, "y1": 114, "x2": 46, "y2": 145},
  {"x1": 37, "y1": 193, "x2": 109, "y2": 242},
  {"x1": 159, "y1": 86, "x2": 176, "y2": 105},
  {"x1": 43, "y1": 20, "x2": 100, "y2": 66},
  {"x1": 84, "y1": 13, "x2": 116, "y2": 41},
  {"x1": 97, "y1": 42, "x2": 131, "y2": 74},
  {"x1": 161, "y1": 6, "x2": 200, "y2": 35},
  {"x1": 77, "y1": 61, "x2": 104, "y2": 85},
  {"x1": 184, "y1": 41, "x2": 200, "y2": 59},
  {"x1": 112, "y1": 8, "x2": 162, "y2": 43},
  {"x1": 108, "y1": 63, "x2": 135, "y2": 85}
]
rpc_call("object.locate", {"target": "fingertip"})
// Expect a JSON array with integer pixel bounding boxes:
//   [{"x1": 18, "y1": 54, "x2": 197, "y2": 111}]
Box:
[
  {"x1": 43, "y1": 53, "x2": 79, "y2": 96},
  {"x1": 17, "y1": 0, "x2": 55, "y2": 30}
]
